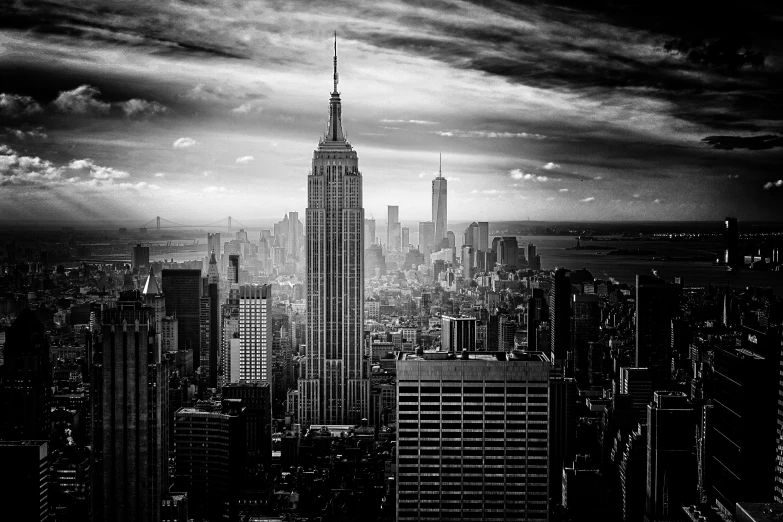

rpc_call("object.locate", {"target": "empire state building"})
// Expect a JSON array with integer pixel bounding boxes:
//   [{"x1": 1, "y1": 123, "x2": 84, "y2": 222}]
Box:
[{"x1": 299, "y1": 35, "x2": 369, "y2": 426}]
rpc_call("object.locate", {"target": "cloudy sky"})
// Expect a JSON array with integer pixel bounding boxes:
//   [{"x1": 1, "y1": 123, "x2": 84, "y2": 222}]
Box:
[{"x1": 1, "y1": 0, "x2": 782, "y2": 225}]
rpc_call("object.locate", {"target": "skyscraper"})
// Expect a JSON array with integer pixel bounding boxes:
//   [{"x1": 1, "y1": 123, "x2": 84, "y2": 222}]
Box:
[
  {"x1": 299, "y1": 36, "x2": 369, "y2": 426},
  {"x1": 477, "y1": 221, "x2": 489, "y2": 252},
  {"x1": 91, "y1": 307, "x2": 169, "y2": 522},
  {"x1": 238, "y1": 284, "x2": 272, "y2": 383},
  {"x1": 206, "y1": 251, "x2": 220, "y2": 388},
  {"x1": 227, "y1": 254, "x2": 239, "y2": 284},
  {"x1": 162, "y1": 269, "x2": 202, "y2": 366},
  {"x1": 0, "y1": 309, "x2": 52, "y2": 441},
  {"x1": 550, "y1": 268, "x2": 571, "y2": 368},
  {"x1": 0, "y1": 440, "x2": 51, "y2": 522},
  {"x1": 131, "y1": 243, "x2": 150, "y2": 273},
  {"x1": 396, "y1": 351, "x2": 550, "y2": 521},
  {"x1": 724, "y1": 216, "x2": 741, "y2": 267},
  {"x1": 387, "y1": 205, "x2": 400, "y2": 252},
  {"x1": 635, "y1": 274, "x2": 675, "y2": 384},
  {"x1": 364, "y1": 218, "x2": 376, "y2": 245},
  {"x1": 432, "y1": 156, "x2": 447, "y2": 244},
  {"x1": 418, "y1": 221, "x2": 435, "y2": 257}
]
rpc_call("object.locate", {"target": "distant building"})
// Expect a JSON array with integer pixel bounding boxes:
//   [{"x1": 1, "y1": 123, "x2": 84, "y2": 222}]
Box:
[
  {"x1": 131, "y1": 243, "x2": 150, "y2": 273},
  {"x1": 724, "y1": 217, "x2": 741, "y2": 267},
  {"x1": 440, "y1": 316, "x2": 477, "y2": 352},
  {"x1": 550, "y1": 268, "x2": 571, "y2": 367},
  {"x1": 162, "y1": 269, "x2": 202, "y2": 367},
  {"x1": 635, "y1": 275, "x2": 676, "y2": 384},
  {"x1": 238, "y1": 284, "x2": 272, "y2": 383},
  {"x1": 387, "y1": 205, "x2": 401, "y2": 252},
  {"x1": 432, "y1": 163, "x2": 447, "y2": 244}
]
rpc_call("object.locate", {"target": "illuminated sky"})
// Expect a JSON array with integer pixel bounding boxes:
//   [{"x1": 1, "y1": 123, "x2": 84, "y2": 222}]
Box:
[{"x1": 1, "y1": 0, "x2": 782, "y2": 225}]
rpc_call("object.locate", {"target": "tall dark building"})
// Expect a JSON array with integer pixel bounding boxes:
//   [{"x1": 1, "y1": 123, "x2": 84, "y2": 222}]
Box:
[
  {"x1": 571, "y1": 294, "x2": 600, "y2": 386},
  {"x1": 549, "y1": 376, "x2": 577, "y2": 499},
  {"x1": 173, "y1": 400, "x2": 246, "y2": 520},
  {"x1": 635, "y1": 275, "x2": 674, "y2": 385},
  {"x1": 645, "y1": 391, "x2": 696, "y2": 521},
  {"x1": 299, "y1": 36, "x2": 369, "y2": 426},
  {"x1": 549, "y1": 269, "x2": 571, "y2": 368},
  {"x1": 0, "y1": 309, "x2": 52, "y2": 441},
  {"x1": 709, "y1": 344, "x2": 777, "y2": 513},
  {"x1": 723, "y1": 217, "x2": 741, "y2": 267},
  {"x1": 131, "y1": 243, "x2": 150, "y2": 273},
  {"x1": 227, "y1": 254, "x2": 239, "y2": 284},
  {"x1": 0, "y1": 440, "x2": 51, "y2": 521},
  {"x1": 91, "y1": 307, "x2": 169, "y2": 522},
  {"x1": 162, "y1": 269, "x2": 202, "y2": 367},
  {"x1": 222, "y1": 381, "x2": 272, "y2": 467}
]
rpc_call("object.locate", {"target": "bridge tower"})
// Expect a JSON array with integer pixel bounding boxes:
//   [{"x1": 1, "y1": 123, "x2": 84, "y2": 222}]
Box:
[
  {"x1": 156, "y1": 216, "x2": 160, "y2": 231},
  {"x1": 228, "y1": 216, "x2": 232, "y2": 230}
]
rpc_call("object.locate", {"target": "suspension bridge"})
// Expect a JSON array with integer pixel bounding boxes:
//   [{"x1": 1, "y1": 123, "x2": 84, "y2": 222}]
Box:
[{"x1": 137, "y1": 216, "x2": 252, "y2": 231}]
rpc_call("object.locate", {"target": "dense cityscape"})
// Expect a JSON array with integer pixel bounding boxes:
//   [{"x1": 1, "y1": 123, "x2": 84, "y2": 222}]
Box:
[{"x1": 2, "y1": 3, "x2": 783, "y2": 522}]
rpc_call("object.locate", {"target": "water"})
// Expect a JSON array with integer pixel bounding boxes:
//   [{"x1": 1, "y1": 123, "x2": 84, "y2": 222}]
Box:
[{"x1": 524, "y1": 236, "x2": 783, "y2": 293}]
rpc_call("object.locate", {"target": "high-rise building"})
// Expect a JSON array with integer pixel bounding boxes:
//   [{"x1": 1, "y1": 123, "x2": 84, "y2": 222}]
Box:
[
  {"x1": 206, "y1": 251, "x2": 220, "y2": 388},
  {"x1": 0, "y1": 309, "x2": 52, "y2": 441},
  {"x1": 461, "y1": 245, "x2": 474, "y2": 280},
  {"x1": 162, "y1": 269, "x2": 202, "y2": 366},
  {"x1": 572, "y1": 294, "x2": 600, "y2": 385},
  {"x1": 635, "y1": 275, "x2": 675, "y2": 384},
  {"x1": 131, "y1": 243, "x2": 150, "y2": 273},
  {"x1": 91, "y1": 307, "x2": 169, "y2": 522},
  {"x1": 709, "y1": 345, "x2": 776, "y2": 513},
  {"x1": 550, "y1": 376, "x2": 577, "y2": 498},
  {"x1": 173, "y1": 400, "x2": 246, "y2": 521},
  {"x1": 418, "y1": 221, "x2": 435, "y2": 257},
  {"x1": 645, "y1": 391, "x2": 696, "y2": 521},
  {"x1": 724, "y1": 216, "x2": 741, "y2": 267},
  {"x1": 477, "y1": 222, "x2": 489, "y2": 252},
  {"x1": 440, "y1": 316, "x2": 477, "y2": 352},
  {"x1": 0, "y1": 440, "x2": 51, "y2": 522},
  {"x1": 222, "y1": 382, "x2": 272, "y2": 467},
  {"x1": 550, "y1": 268, "x2": 571, "y2": 368},
  {"x1": 620, "y1": 367, "x2": 654, "y2": 423},
  {"x1": 142, "y1": 272, "x2": 165, "y2": 340},
  {"x1": 227, "y1": 254, "x2": 239, "y2": 284},
  {"x1": 396, "y1": 351, "x2": 550, "y2": 521},
  {"x1": 432, "y1": 158, "x2": 447, "y2": 245},
  {"x1": 207, "y1": 233, "x2": 221, "y2": 260},
  {"x1": 364, "y1": 218, "x2": 376, "y2": 245},
  {"x1": 401, "y1": 226, "x2": 410, "y2": 251},
  {"x1": 238, "y1": 284, "x2": 272, "y2": 383},
  {"x1": 387, "y1": 205, "x2": 400, "y2": 252},
  {"x1": 299, "y1": 38, "x2": 369, "y2": 426},
  {"x1": 446, "y1": 231, "x2": 455, "y2": 250}
]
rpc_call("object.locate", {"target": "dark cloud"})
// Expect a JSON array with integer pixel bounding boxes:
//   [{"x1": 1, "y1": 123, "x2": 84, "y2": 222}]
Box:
[
  {"x1": 0, "y1": 93, "x2": 43, "y2": 118},
  {"x1": 702, "y1": 135, "x2": 783, "y2": 150}
]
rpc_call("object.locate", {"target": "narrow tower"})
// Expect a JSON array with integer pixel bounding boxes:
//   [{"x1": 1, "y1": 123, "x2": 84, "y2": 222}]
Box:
[
  {"x1": 432, "y1": 154, "x2": 448, "y2": 245},
  {"x1": 299, "y1": 34, "x2": 369, "y2": 426}
]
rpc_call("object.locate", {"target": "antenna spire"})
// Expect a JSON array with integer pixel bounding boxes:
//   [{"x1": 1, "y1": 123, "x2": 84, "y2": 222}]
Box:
[
  {"x1": 333, "y1": 32, "x2": 339, "y2": 93},
  {"x1": 439, "y1": 153, "x2": 442, "y2": 177}
]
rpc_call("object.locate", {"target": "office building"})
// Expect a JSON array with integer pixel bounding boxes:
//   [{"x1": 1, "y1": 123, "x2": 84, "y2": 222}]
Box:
[
  {"x1": 418, "y1": 221, "x2": 435, "y2": 257},
  {"x1": 0, "y1": 309, "x2": 51, "y2": 440},
  {"x1": 499, "y1": 314, "x2": 517, "y2": 352},
  {"x1": 298, "y1": 39, "x2": 369, "y2": 426},
  {"x1": 207, "y1": 233, "x2": 221, "y2": 260},
  {"x1": 709, "y1": 345, "x2": 776, "y2": 513},
  {"x1": 142, "y1": 272, "x2": 165, "y2": 340},
  {"x1": 446, "y1": 231, "x2": 456, "y2": 250},
  {"x1": 173, "y1": 400, "x2": 246, "y2": 521},
  {"x1": 387, "y1": 205, "x2": 401, "y2": 252},
  {"x1": 364, "y1": 218, "x2": 376, "y2": 245},
  {"x1": 227, "y1": 254, "x2": 239, "y2": 284},
  {"x1": 396, "y1": 351, "x2": 550, "y2": 521},
  {"x1": 222, "y1": 382, "x2": 272, "y2": 467},
  {"x1": 645, "y1": 391, "x2": 696, "y2": 521},
  {"x1": 620, "y1": 424, "x2": 648, "y2": 522},
  {"x1": 205, "y1": 251, "x2": 220, "y2": 388},
  {"x1": 162, "y1": 269, "x2": 202, "y2": 367},
  {"x1": 0, "y1": 440, "x2": 51, "y2": 522},
  {"x1": 432, "y1": 160, "x2": 447, "y2": 244},
  {"x1": 464, "y1": 222, "x2": 479, "y2": 250},
  {"x1": 550, "y1": 268, "x2": 571, "y2": 368},
  {"x1": 91, "y1": 307, "x2": 169, "y2": 522},
  {"x1": 131, "y1": 243, "x2": 150, "y2": 273},
  {"x1": 477, "y1": 222, "x2": 489, "y2": 252},
  {"x1": 572, "y1": 294, "x2": 600, "y2": 385},
  {"x1": 635, "y1": 275, "x2": 675, "y2": 384},
  {"x1": 461, "y1": 245, "x2": 474, "y2": 280},
  {"x1": 440, "y1": 315, "x2": 477, "y2": 352},
  {"x1": 238, "y1": 284, "x2": 272, "y2": 383},
  {"x1": 620, "y1": 367, "x2": 654, "y2": 423},
  {"x1": 160, "y1": 316, "x2": 178, "y2": 353},
  {"x1": 550, "y1": 376, "x2": 577, "y2": 499},
  {"x1": 402, "y1": 226, "x2": 410, "y2": 251}
]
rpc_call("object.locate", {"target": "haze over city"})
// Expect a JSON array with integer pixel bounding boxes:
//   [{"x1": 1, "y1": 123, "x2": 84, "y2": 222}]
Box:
[{"x1": 1, "y1": 0, "x2": 782, "y2": 224}]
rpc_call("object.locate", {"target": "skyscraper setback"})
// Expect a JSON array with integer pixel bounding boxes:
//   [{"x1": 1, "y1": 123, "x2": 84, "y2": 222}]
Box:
[{"x1": 298, "y1": 36, "x2": 369, "y2": 426}]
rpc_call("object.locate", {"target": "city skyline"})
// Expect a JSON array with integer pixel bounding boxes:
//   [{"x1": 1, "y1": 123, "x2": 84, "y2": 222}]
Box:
[{"x1": 1, "y1": 2, "x2": 782, "y2": 224}]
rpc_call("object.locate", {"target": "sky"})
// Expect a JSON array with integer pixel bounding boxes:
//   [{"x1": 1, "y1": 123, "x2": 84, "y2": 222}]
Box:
[{"x1": 1, "y1": 0, "x2": 782, "y2": 226}]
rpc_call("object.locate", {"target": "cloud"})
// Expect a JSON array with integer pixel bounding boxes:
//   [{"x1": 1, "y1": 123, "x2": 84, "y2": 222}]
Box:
[
  {"x1": 231, "y1": 101, "x2": 263, "y2": 114},
  {"x1": 446, "y1": 177, "x2": 460, "y2": 182},
  {"x1": 702, "y1": 135, "x2": 783, "y2": 151},
  {"x1": 4, "y1": 126, "x2": 47, "y2": 140},
  {"x1": 654, "y1": 198, "x2": 662, "y2": 203},
  {"x1": 763, "y1": 180, "x2": 783, "y2": 190},
  {"x1": 68, "y1": 159, "x2": 130, "y2": 180},
  {"x1": 542, "y1": 162, "x2": 560, "y2": 170},
  {"x1": 52, "y1": 85, "x2": 111, "y2": 114},
  {"x1": 381, "y1": 119, "x2": 438, "y2": 125},
  {"x1": 727, "y1": 174, "x2": 740, "y2": 179},
  {"x1": 558, "y1": 188, "x2": 569, "y2": 192},
  {"x1": 594, "y1": 176, "x2": 603, "y2": 180},
  {"x1": 580, "y1": 197, "x2": 595, "y2": 202},
  {"x1": 118, "y1": 99, "x2": 167, "y2": 118},
  {"x1": 117, "y1": 181, "x2": 160, "y2": 190},
  {"x1": 235, "y1": 155, "x2": 254, "y2": 164},
  {"x1": 437, "y1": 130, "x2": 546, "y2": 139},
  {"x1": 202, "y1": 186, "x2": 230, "y2": 193},
  {"x1": 510, "y1": 169, "x2": 548, "y2": 182},
  {"x1": 632, "y1": 194, "x2": 641, "y2": 198},
  {"x1": 154, "y1": 172, "x2": 166, "y2": 177},
  {"x1": 0, "y1": 93, "x2": 43, "y2": 117},
  {"x1": 663, "y1": 38, "x2": 767, "y2": 70},
  {"x1": 173, "y1": 137, "x2": 197, "y2": 149}
]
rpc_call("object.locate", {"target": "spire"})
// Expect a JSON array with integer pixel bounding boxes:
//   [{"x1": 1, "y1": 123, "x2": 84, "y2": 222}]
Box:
[
  {"x1": 209, "y1": 248, "x2": 217, "y2": 265},
  {"x1": 439, "y1": 153, "x2": 442, "y2": 177},
  {"x1": 323, "y1": 31, "x2": 346, "y2": 144}
]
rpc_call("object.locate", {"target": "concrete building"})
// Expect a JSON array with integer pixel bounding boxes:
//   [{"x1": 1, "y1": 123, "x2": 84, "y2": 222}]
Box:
[
  {"x1": 238, "y1": 284, "x2": 272, "y2": 383},
  {"x1": 131, "y1": 243, "x2": 150, "y2": 273},
  {"x1": 222, "y1": 382, "x2": 272, "y2": 467},
  {"x1": 620, "y1": 367, "x2": 654, "y2": 423},
  {"x1": 635, "y1": 274, "x2": 675, "y2": 384},
  {"x1": 432, "y1": 158, "x2": 447, "y2": 245},
  {"x1": 387, "y1": 205, "x2": 400, "y2": 252},
  {"x1": 396, "y1": 350, "x2": 550, "y2": 521},
  {"x1": 162, "y1": 269, "x2": 202, "y2": 367},
  {"x1": 298, "y1": 39, "x2": 369, "y2": 426},
  {"x1": 440, "y1": 315, "x2": 477, "y2": 352}
]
